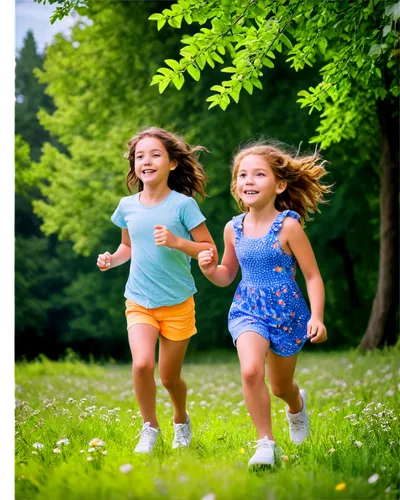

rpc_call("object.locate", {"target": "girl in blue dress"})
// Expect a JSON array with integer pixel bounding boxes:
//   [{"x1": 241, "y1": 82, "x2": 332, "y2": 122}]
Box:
[{"x1": 198, "y1": 141, "x2": 330, "y2": 468}]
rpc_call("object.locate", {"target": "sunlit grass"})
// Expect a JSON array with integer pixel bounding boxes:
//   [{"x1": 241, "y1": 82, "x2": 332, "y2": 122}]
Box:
[{"x1": 15, "y1": 346, "x2": 400, "y2": 499}]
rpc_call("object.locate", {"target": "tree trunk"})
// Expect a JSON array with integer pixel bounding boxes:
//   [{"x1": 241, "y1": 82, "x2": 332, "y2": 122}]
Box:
[
  {"x1": 360, "y1": 98, "x2": 399, "y2": 351},
  {"x1": 330, "y1": 236, "x2": 360, "y2": 307}
]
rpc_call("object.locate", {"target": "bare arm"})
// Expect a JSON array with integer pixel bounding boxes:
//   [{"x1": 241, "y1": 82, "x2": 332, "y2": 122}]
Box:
[
  {"x1": 153, "y1": 222, "x2": 216, "y2": 259},
  {"x1": 97, "y1": 229, "x2": 131, "y2": 271},
  {"x1": 282, "y1": 218, "x2": 327, "y2": 343},
  {"x1": 198, "y1": 221, "x2": 240, "y2": 287}
]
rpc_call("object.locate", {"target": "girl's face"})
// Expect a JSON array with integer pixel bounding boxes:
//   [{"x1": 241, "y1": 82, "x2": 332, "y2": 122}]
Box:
[
  {"x1": 236, "y1": 154, "x2": 285, "y2": 209},
  {"x1": 134, "y1": 136, "x2": 177, "y2": 187}
]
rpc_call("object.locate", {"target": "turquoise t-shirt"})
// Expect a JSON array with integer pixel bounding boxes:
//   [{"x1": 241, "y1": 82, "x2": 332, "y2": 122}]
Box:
[{"x1": 111, "y1": 190, "x2": 206, "y2": 308}]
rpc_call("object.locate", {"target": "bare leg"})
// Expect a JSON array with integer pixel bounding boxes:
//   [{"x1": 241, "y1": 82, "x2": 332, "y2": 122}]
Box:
[
  {"x1": 266, "y1": 349, "x2": 302, "y2": 413},
  {"x1": 236, "y1": 332, "x2": 272, "y2": 440},
  {"x1": 128, "y1": 324, "x2": 159, "y2": 428},
  {"x1": 158, "y1": 335, "x2": 190, "y2": 424}
]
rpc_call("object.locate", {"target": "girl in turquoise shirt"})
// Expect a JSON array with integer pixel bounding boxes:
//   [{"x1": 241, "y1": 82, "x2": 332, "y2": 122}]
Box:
[{"x1": 97, "y1": 127, "x2": 216, "y2": 454}]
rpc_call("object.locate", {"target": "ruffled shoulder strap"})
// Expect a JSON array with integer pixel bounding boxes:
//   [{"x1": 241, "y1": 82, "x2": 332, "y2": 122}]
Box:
[
  {"x1": 270, "y1": 210, "x2": 300, "y2": 236},
  {"x1": 232, "y1": 213, "x2": 246, "y2": 243}
]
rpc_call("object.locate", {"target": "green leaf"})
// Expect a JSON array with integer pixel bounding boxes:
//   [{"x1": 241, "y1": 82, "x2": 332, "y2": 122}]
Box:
[
  {"x1": 165, "y1": 59, "x2": 181, "y2": 70},
  {"x1": 187, "y1": 64, "x2": 201, "y2": 81},
  {"x1": 217, "y1": 45, "x2": 226, "y2": 55},
  {"x1": 159, "y1": 79, "x2": 170, "y2": 94},
  {"x1": 157, "y1": 67, "x2": 173, "y2": 76},
  {"x1": 230, "y1": 88, "x2": 241, "y2": 103},
  {"x1": 181, "y1": 44, "x2": 198, "y2": 56},
  {"x1": 383, "y1": 24, "x2": 391, "y2": 37},
  {"x1": 168, "y1": 16, "x2": 182, "y2": 28},
  {"x1": 368, "y1": 44, "x2": 382, "y2": 58},
  {"x1": 385, "y1": 2, "x2": 400, "y2": 21},
  {"x1": 208, "y1": 100, "x2": 220, "y2": 109},
  {"x1": 184, "y1": 13, "x2": 192, "y2": 24},
  {"x1": 150, "y1": 75, "x2": 164, "y2": 85},
  {"x1": 280, "y1": 33, "x2": 293, "y2": 50},
  {"x1": 211, "y1": 18, "x2": 224, "y2": 31},
  {"x1": 221, "y1": 66, "x2": 236, "y2": 73},
  {"x1": 206, "y1": 55, "x2": 215, "y2": 68},
  {"x1": 263, "y1": 58, "x2": 274, "y2": 68},
  {"x1": 243, "y1": 80, "x2": 253, "y2": 95},
  {"x1": 210, "y1": 85, "x2": 225, "y2": 92},
  {"x1": 172, "y1": 73, "x2": 185, "y2": 90},
  {"x1": 318, "y1": 38, "x2": 327, "y2": 55},
  {"x1": 148, "y1": 13, "x2": 164, "y2": 21},
  {"x1": 251, "y1": 78, "x2": 263, "y2": 90},
  {"x1": 212, "y1": 52, "x2": 224, "y2": 64},
  {"x1": 390, "y1": 85, "x2": 399, "y2": 97},
  {"x1": 197, "y1": 54, "x2": 206, "y2": 70},
  {"x1": 157, "y1": 19, "x2": 166, "y2": 30}
]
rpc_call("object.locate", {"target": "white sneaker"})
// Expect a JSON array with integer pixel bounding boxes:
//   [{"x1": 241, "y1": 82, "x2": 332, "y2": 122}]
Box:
[
  {"x1": 248, "y1": 437, "x2": 275, "y2": 467},
  {"x1": 286, "y1": 389, "x2": 310, "y2": 445},
  {"x1": 172, "y1": 412, "x2": 192, "y2": 449},
  {"x1": 134, "y1": 422, "x2": 159, "y2": 453}
]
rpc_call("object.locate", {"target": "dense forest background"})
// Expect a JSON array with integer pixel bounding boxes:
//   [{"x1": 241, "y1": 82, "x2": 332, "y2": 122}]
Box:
[{"x1": 15, "y1": 1, "x2": 396, "y2": 362}]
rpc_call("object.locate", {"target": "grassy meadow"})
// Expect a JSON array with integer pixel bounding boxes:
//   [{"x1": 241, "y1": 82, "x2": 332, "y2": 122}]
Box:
[{"x1": 15, "y1": 346, "x2": 400, "y2": 500}]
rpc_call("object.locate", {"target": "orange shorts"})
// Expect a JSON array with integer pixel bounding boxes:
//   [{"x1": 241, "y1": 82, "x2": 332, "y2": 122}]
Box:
[{"x1": 125, "y1": 296, "x2": 197, "y2": 341}]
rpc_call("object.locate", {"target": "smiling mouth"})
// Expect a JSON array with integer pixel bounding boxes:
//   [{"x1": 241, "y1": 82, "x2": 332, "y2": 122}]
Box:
[
  {"x1": 244, "y1": 190, "x2": 259, "y2": 195},
  {"x1": 142, "y1": 169, "x2": 156, "y2": 174}
]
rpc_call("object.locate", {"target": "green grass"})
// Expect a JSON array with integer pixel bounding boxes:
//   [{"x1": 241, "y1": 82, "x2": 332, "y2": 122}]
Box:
[{"x1": 15, "y1": 346, "x2": 400, "y2": 499}]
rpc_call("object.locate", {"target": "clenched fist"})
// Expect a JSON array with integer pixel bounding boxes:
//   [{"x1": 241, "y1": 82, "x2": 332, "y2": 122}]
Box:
[
  {"x1": 97, "y1": 251, "x2": 112, "y2": 271},
  {"x1": 198, "y1": 248, "x2": 218, "y2": 276},
  {"x1": 154, "y1": 225, "x2": 178, "y2": 248}
]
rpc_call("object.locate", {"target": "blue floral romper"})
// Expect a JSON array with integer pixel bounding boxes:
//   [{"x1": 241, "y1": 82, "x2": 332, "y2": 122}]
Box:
[{"x1": 228, "y1": 210, "x2": 310, "y2": 356}]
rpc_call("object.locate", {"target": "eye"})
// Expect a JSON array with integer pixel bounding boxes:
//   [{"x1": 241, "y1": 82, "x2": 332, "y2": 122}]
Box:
[
  {"x1": 136, "y1": 155, "x2": 143, "y2": 160},
  {"x1": 256, "y1": 172, "x2": 265, "y2": 176},
  {"x1": 238, "y1": 173, "x2": 246, "y2": 178},
  {"x1": 153, "y1": 153, "x2": 160, "y2": 157}
]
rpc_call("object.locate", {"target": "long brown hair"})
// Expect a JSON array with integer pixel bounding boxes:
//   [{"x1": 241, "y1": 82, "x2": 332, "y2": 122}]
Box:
[
  {"x1": 124, "y1": 126, "x2": 208, "y2": 200},
  {"x1": 231, "y1": 141, "x2": 332, "y2": 222}
]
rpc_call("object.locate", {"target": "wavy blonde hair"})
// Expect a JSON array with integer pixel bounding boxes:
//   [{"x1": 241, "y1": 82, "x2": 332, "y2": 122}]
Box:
[
  {"x1": 124, "y1": 126, "x2": 208, "y2": 200},
  {"x1": 231, "y1": 141, "x2": 331, "y2": 222}
]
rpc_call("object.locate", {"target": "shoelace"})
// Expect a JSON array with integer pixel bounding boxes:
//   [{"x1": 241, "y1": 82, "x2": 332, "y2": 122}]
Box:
[
  {"x1": 251, "y1": 437, "x2": 273, "y2": 451},
  {"x1": 288, "y1": 417, "x2": 305, "y2": 432},
  {"x1": 136, "y1": 422, "x2": 153, "y2": 445},
  {"x1": 174, "y1": 424, "x2": 190, "y2": 445}
]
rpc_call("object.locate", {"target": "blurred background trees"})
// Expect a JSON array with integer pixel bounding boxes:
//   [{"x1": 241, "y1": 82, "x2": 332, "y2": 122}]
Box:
[{"x1": 15, "y1": 1, "x2": 397, "y2": 360}]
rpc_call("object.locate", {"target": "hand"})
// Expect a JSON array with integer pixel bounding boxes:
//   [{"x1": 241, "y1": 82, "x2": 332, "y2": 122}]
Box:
[
  {"x1": 198, "y1": 248, "x2": 218, "y2": 276},
  {"x1": 154, "y1": 225, "x2": 178, "y2": 249},
  {"x1": 307, "y1": 317, "x2": 327, "y2": 343},
  {"x1": 97, "y1": 251, "x2": 112, "y2": 271}
]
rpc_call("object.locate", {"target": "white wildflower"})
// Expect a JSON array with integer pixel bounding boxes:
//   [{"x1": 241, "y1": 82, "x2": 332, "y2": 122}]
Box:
[
  {"x1": 201, "y1": 494, "x2": 216, "y2": 500},
  {"x1": 368, "y1": 473, "x2": 379, "y2": 484},
  {"x1": 32, "y1": 442, "x2": 44, "y2": 450},
  {"x1": 120, "y1": 464, "x2": 133, "y2": 474},
  {"x1": 56, "y1": 438, "x2": 70, "y2": 446}
]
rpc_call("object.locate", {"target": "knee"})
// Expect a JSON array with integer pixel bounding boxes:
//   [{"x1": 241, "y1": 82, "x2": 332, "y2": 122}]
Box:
[
  {"x1": 270, "y1": 385, "x2": 288, "y2": 399},
  {"x1": 241, "y1": 366, "x2": 264, "y2": 387},
  {"x1": 133, "y1": 360, "x2": 155, "y2": 378},
  {"x1": 160, "y1": 375, "x2": 181, "y2": 390}
]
